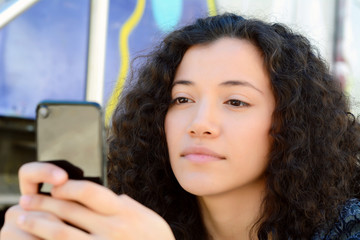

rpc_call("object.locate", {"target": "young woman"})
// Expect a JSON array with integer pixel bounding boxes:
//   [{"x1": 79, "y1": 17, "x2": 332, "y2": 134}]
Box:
[{"x1": 1, "y1": 13, "x2": 360, "y2": 240}]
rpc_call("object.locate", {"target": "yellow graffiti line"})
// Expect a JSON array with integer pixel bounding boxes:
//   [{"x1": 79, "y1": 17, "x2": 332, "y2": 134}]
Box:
[
  {"x1": 105, "y1": 0, "x2": 146, "y2": 125},
  {"x1": 344, "y1": 75, "x2": 354, "y2": 94},
  {"x1": 207, "y1": 0, "x2": 217, "y2": 16}
]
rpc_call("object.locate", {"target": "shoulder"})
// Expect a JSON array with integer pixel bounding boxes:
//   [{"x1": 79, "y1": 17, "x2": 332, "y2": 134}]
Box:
[{"x1": 312, "y1": 198, "x2": 360, "y2": 240}]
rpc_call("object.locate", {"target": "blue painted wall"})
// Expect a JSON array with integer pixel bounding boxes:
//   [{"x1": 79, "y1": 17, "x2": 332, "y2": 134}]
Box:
[
  {"x1": 0, "y1": 0, "x2": 90, "y2": 118},
  {"x1": 0, "y1": 0, "x2": 211, "y2": 118}
]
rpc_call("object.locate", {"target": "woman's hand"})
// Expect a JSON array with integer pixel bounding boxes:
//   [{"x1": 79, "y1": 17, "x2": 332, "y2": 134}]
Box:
[
  {"x1": 1, "y1": 162, "x2": 175, "y2": 240},
  {"x1": 18, "y1": 181, "x2": 175, "y2": 240},
  {"x1": 0, "y1": 162, "x2": 69, "y2": 239}
]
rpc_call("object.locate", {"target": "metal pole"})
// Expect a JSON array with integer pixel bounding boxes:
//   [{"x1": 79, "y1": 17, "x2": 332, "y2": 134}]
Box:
[
  {"x1": 85, "y1": 0, "x2": 109, "y2": 106},
  {"x1": 333, "y1": 0, "x2": 349, "y2": 89},
  {"x1": 0, "y1": 0, "x2": 39, "y2": 29}
]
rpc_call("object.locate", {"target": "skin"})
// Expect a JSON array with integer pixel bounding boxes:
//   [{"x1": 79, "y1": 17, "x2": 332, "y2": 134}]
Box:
[
  {"x1": 165, "y1": 38, "x2": 275, "y2": 239},
  {"x1": 0, "y1": 162, "x2": 175, "y2": 240}
]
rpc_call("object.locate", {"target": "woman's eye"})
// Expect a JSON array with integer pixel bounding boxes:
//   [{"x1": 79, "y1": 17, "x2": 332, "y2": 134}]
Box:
[
  {"x1": 172, "y1": 97, "x2": 193, "y2": 105},
  {"x1": 225, "y1": 99, "x2": 249, "y2": 107}
]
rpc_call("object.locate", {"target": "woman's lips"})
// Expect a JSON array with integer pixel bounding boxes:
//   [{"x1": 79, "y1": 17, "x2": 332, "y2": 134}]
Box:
[
  {"x1": 184, "y1": 154, "x2": 224, "y2": 163},
  {"x1": 181, "y1": 146, "x2": 226, "y2": 163}
]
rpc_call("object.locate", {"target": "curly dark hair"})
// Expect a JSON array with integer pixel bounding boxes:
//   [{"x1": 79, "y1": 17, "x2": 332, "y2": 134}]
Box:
[{"x1": 107, "y1": 13, "x2": 360, "y2": 239}]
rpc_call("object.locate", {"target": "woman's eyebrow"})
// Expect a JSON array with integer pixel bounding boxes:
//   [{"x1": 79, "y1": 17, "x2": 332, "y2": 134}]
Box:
[
  {"x1": 172, "y1": 80, "x2": 193, "y2": 87},
  {"x1": 219, "y1": 80, "x2": 264, "y2": 94}
]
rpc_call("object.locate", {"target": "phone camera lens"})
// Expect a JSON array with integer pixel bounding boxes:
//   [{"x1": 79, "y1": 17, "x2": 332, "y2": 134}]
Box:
[{"x1": 39, "y1": 106, "x2": 49, "y2": 118}]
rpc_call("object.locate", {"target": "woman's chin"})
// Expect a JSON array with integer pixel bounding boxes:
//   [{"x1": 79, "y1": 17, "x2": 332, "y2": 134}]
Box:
[{"x1": 176, "y1": 176, "x2": 224, "y2": 197}]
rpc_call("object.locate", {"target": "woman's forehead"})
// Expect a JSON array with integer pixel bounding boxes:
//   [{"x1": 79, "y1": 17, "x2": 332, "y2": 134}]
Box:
[{"x1": 174, "y1": 37, "x2": 270, "y2": 91}]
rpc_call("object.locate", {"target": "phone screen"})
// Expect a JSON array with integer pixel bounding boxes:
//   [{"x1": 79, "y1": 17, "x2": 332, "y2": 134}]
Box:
[{"x1": 36, "y1": 102, "x2": 106, "y2": 186}]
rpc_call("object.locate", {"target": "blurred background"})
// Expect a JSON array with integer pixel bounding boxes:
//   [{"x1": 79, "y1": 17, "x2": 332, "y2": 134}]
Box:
[{"x1": 0, "y1": 0, "x2": 359, "y2": 227}]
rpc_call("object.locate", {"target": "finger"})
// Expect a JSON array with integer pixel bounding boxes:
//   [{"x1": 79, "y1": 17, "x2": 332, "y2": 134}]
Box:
[
  {"x1": 0, "y1": 225, "x2": 41, "y2": 240},
  {"x1": 19, "y1": 162, "x2": 68, "y2": 195},
  {"x1": 51, "y1": 180, "x2": 121, "y2": 215},
  {"x1": 4, "y1": 205, "x2": 23, "y2": 221},
  {"x1": 0, "y1": 205, "x2": 41, "y2": 240},
  {"x1": 19, "y1": 194, "x2": 101, "y2": 233},
  {"x1": 17, "y1": 212, "x2": 91, "y2": 240}
]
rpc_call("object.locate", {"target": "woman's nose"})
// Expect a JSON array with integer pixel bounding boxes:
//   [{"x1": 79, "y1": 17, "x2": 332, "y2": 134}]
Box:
[{"x1": 187, "y1": 103, "x2": 220, "y2": 138}]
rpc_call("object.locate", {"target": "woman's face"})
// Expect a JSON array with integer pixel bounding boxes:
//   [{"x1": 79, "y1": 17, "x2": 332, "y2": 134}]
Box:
[{"x1": 165, "y1": 38, "x2": 275, "y2": 197}]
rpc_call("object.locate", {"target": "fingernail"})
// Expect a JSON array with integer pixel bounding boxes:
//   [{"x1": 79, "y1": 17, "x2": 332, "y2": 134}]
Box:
[
  {"x1": 52, "y1": 169, "x2": 66, "y2": 181},
  {"x1": 20, "y1": 195, "x2": 32, "y2": 207},
  {"x1": 17, "y1": 215, "x2": 26, "y2": 225}
]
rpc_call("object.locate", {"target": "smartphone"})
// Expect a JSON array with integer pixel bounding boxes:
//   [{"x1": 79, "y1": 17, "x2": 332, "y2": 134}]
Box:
[{"x1": 36, "y1": 101, "x2": 106, "y2": 189}]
